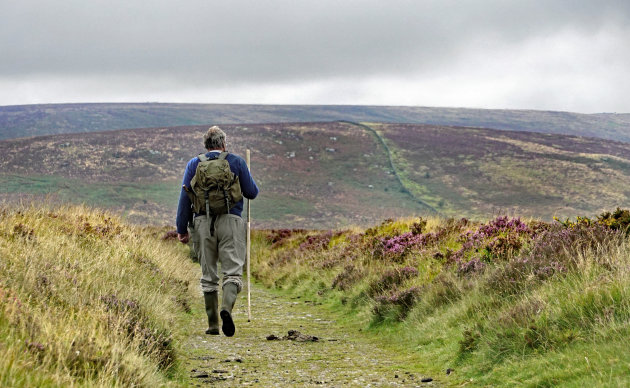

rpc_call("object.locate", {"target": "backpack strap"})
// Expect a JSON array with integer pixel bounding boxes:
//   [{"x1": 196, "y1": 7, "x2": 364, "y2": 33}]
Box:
[
  {"x1": 198, "y1": 153, "x2": 209, "y2": 162},
  {"x1": 218, "y1": 151, "x2": 232, "y2": 212},
  {"x1": 182, "y1": 185, "x2": 195, "y2": 203}
]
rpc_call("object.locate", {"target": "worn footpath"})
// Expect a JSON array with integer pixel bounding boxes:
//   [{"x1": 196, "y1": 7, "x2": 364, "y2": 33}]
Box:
[{"x1": 183, "y1": 283, "x2": 440, "y2": 387}]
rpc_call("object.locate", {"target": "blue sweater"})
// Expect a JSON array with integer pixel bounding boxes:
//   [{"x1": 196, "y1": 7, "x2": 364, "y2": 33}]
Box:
[{"x1": 176, "y1": 151, "x2": 259, "y2": 234}]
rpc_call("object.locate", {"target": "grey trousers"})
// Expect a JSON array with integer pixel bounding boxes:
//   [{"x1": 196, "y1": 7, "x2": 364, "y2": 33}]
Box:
[
  {"x1": 187, "y1": 224, "x2": 200, "y2": 261},
  {"x1": 193, "y1": 214, "x2": 246, "y2": 293}
]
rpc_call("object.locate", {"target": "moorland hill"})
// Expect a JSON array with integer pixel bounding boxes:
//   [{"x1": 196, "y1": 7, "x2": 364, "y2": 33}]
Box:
[
  {"x1": 373, "y1": 123, "x2": 630, "y2": 218},
  {"x1": 1, "y1": 121, "x2": 629, "y2": 228},
  {"x1": 1, "y1": 103, "x2": 629, "y2": 142},
  {"x1": 0, "y1": 122, "x2": 429, "y2": 228}
]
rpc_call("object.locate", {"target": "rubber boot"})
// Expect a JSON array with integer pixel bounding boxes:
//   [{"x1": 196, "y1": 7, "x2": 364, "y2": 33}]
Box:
[
  {"x1": 220, "y1": 283, "x2": 239, "y2": 337},
  {"x1": 203, "y1": 291, "x2": 220, "y2": 335}
]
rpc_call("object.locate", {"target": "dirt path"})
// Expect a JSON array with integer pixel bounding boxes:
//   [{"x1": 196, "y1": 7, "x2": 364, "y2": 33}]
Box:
[
  {"x1": 182, "y1": 283, "x2": 440, "y2": 387},
  {"x1": 338, "y1": 120, "x2": 438, "y2": 214}
]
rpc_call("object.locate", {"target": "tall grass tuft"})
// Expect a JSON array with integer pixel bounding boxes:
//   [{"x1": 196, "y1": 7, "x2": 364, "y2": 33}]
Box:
[{"x1": 0, "y1": 203, "x2": 198, "y2": 387}]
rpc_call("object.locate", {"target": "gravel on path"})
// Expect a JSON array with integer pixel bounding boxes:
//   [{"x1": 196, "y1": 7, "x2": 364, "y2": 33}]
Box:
[{"x1": 183, "y1": 283, "x2": 439, "y2": 387}]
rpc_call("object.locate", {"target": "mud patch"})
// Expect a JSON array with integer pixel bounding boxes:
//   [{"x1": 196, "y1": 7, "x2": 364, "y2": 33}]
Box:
[{"x1": 266, "y1": 329, "x2": 319, "y2": 342}]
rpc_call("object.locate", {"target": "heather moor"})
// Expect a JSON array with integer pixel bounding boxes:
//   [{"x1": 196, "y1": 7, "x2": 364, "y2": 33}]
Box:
[
  {"x1": 1, "y1": 107, "x2": 630, "y2": 386},
  {"x1": 254, "y1": 210, "x2": 630, "y2": 386},
  {"x1": 1, "y1": 121, "x2": 629, "y2": 229}
]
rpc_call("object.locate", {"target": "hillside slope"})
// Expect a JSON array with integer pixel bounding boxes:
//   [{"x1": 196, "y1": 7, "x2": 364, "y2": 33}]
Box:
[
  {"x1": 0, "y1": 122, "x2": 429, "y2": 228},
  {"x1": 371, "y1": 123, "x2": 630, "y2": 220},
  {"x1": 1, "y1": 103, "x2": 629, "y2": 142},
  {"x1": 2, "y1": 121, "x2": 630, "y2": 227}
]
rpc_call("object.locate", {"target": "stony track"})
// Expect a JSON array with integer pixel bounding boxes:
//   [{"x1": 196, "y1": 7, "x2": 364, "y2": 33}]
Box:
[{"x1": 183, "y1": 283, "x2": 440, "y2": 387}]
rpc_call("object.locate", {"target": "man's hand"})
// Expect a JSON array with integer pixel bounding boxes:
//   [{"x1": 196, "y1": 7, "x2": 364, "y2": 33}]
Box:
[{"x1": 178, "y1": 233, "x2": 190, "y2": 244}]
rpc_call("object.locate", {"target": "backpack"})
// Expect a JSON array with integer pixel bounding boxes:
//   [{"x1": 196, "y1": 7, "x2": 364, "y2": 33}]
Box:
[{"x1": 185, "y1": 152, "x2": 243, "y2": 217}]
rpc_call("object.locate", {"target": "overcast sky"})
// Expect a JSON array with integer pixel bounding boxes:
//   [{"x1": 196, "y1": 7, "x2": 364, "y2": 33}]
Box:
[{"x1": 1, "y1": 0, "x2": 629, "y2": 113}]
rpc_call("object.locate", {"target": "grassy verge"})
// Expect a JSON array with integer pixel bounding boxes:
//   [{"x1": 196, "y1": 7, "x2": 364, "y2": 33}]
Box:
[
  {"x1": 0, "y1": 204, "x2": 198, "y2": 387},
  {"x1": 251, "y1": 210, "x2": 630, "y2": 386},
  {"x1": 0, "y1": 175, "x2": 179, "y2": 207},
  {"x1": 0, "y1": 174, "x2": 181, "y2": 226}
]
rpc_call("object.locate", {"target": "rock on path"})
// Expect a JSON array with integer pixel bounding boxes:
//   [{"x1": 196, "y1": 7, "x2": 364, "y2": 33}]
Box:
[{"x1": 183, "y1": 283, "x2": 438, "y2": 387}]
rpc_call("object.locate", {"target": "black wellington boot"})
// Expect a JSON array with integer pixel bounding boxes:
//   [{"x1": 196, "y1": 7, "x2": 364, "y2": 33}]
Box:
[
  {"x1": 203, "y1": 291, "x2": 220, "y2": 335},
  {"x1": 220, "y1": 283, "x2": 239, "y2": 337}
]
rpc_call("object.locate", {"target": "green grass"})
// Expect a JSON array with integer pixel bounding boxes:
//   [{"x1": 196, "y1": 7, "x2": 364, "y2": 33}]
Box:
[
  {"x1": 253, "y1": 192, "x2": 316, "y2": 221},
  {"x1": 251, "y1": 215, "x2": 630, "y2": 386},
  {"x1": 3, "y1": 203, "x2": 629, "y2": 385},
  {"x1": 0, "y1": 203, "x2": 198, "y2": 386},
  {"x1": 0, "y1": 175, "x2": 180, "y2": 224},
  {"x1": 0, "y1": 175, "x2": 180, "y2": 207}
]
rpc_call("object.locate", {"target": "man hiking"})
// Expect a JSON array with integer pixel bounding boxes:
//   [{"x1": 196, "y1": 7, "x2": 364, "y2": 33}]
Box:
[{"x1": 176, "y1": 126, "x2": 259, "y2": 337}]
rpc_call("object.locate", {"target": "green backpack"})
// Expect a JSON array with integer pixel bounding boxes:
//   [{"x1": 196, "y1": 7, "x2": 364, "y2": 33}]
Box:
[{"x1": 184, "y1": 152, "x2": 243, "y2": 218}]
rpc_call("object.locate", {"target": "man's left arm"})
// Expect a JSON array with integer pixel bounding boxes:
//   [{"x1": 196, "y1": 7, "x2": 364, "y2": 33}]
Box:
[{"x1": 238, "y1": 157, "x2": 259, "y2": 200}]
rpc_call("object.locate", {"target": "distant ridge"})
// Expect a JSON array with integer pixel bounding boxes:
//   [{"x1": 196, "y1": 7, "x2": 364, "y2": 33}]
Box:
[{"x1": 1, "y1": 102, "x2": 629, "y2": 142}]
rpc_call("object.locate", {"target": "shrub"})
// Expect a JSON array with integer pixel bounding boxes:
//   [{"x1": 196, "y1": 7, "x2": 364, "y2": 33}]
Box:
[
  {"x1": 598, "y1": 208, "x2": 630, "y2": 234},
  {"x1": 364, "y1": 218, "x2": 395, "y2": 236},
  {"x1": 266, "y1": 228, "x2": 307, "y2": 248},
  {"x1": 368, "y1": 266, "x2": 419, "y2": 296},
  {"x1": 423, "y1": 272, "x2": 463, "y2": 308},
  {"x1": 486, "y1": 223, "x2": 619, "y2": 296},
  {"x1": 300, "y1": 230, "x2": 337, "y2": 251},
  {"x1": 377, "y1": 232, "x2": 439, "y2": 260},
  {"x1": 555, "y1": 208, "x2": 630, "y2": 235},
  {"x1": 331, "y1": 264, "x2": 363, "y2": 291},
  {"x1": 373, "y1": 286, "x2": 421, "y2": 321},
  {"x1": 161, "y1": 230, "x2": 178, "y2": 241},
  {"x1": 452, "y1": 216, "x2": 536, "y2": 268},
  {"x1": 410, "y1": 218, "x2": 427, "y2": 235},
  {"x1": 457, "y1": 257, "x2": 486, "y2": 275},
  {"x1": 526, "y1": 223, "x2": 617, "y2": 271}
]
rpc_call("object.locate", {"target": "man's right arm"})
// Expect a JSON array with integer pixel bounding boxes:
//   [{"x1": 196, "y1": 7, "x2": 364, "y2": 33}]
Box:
[{"x1": 175, "y1": 159, "x2": 197, "y2": 235}]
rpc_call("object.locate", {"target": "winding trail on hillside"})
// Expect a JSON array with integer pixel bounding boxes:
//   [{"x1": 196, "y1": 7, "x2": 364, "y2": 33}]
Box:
[
  {"x1": 338, "y1": 120, "x2": 438, "y2": 215},
  {"x1": 182, "y1": 283, "x2": 440, "y2": 387}
]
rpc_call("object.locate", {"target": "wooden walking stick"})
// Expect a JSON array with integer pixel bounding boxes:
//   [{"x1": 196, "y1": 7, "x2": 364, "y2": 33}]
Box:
[{"x1": 246, "y1": 149, "x2": 252, "y2": 322}]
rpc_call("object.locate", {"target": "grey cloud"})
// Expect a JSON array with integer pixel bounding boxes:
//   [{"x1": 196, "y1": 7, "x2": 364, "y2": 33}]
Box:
[
  {"x1": 1, "y1": 0, "x2": 630, "y2": 112},
  {"x1": 2, "y1": 0, "x2": 629, "y2": 84}
]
